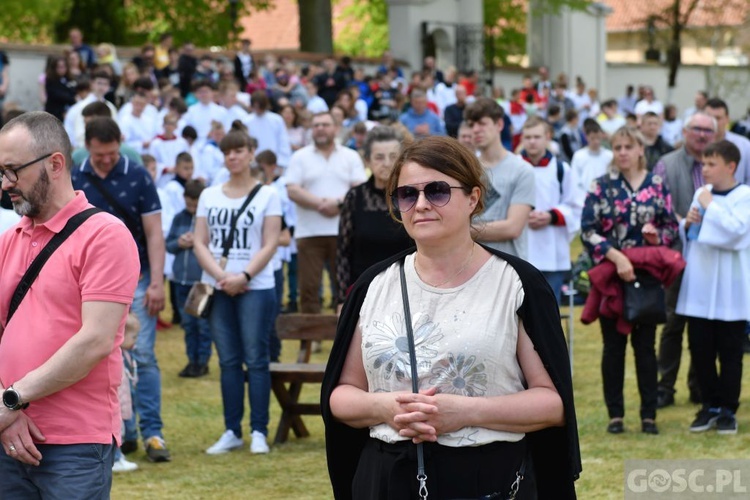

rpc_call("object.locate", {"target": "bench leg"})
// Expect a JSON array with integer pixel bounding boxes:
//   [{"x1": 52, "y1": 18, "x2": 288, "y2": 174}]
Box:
[{"x1": 272, "y1": 380, "x2": 310, "y2": 444}]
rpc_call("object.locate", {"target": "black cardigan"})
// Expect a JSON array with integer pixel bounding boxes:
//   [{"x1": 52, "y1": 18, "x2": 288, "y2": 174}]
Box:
[{"x1": 320, "y1": 246, "x2": 581, "y2": 499}]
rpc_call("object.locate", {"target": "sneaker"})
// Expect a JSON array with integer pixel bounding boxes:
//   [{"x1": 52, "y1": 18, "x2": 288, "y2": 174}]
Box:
[
  {"x1": 120, "y1": 439, "x2": 138, "y2": 455},
  {"x1": 145, "y1": 436, "x2": 171, "y2": 462},
  {"x1": 690, "y1": 408, "x2": 720, "y2": 432},
  {"x1": 112, "y1": 456, "x2": 139, "y2": 473},
  {"x1": 716, "y1": 409, "x2": 738, "y2": 435},
  {"x1": 250, "y1": 430, "x2": 269, "y2": 454},
  {"x1": 206, "y1": 430, "x2": 244, "y2": 455}
]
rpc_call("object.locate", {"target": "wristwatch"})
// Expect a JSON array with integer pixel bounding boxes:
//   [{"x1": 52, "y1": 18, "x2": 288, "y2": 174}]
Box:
[
  {"x1": 2, "y1": 386, "x2": 29, "y2": 411},
  {"x1": 242, "y1": 271, "x2": 252, "y2": 283}
]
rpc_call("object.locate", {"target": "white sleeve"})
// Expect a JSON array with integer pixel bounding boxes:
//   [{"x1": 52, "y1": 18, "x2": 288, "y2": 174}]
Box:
[{"x1": 698, "y1": 190, "x2": 750, "y2": 250}]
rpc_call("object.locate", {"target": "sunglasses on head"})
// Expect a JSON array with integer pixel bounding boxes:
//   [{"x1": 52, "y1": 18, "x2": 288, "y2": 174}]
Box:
[{"x1": 391, "y1": 181, "x2": 465, "y2": 212}]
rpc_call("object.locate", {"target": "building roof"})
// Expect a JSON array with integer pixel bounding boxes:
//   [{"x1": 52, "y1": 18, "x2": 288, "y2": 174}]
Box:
[
  {"x1": 604, "y1": 0, "x2": 749, "y2": 33},
  {"x1": 238, "y1": 0, "x2": 352, "y2": 52}
]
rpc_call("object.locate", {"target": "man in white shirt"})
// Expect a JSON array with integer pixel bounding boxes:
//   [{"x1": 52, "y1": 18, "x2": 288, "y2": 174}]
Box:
[
  {"x1": 597, "y1": 99, "x2": 626, "y2": 138},
  {"x1": 118, "y1": 93, "x2": 159, "y2": 155},
  {"x1": 182, "y1": 80, "x2": 228, "y2": 143},
  {"x1": 243, "y1": 91, "x2": 292, "y2": 168},
  {"x1": 519, "y1": 116, "x2": 580, "y2": 303},
  {"x1": 634, "y1": 86, "x2": 664, "y2": 120},
  {"x1": 305, "y1": 81, "x2": 329, "y2": 114},
  {"x1": 218, "y1": 81, "x2": 250, "y2": 131},
  {"x1": 682, "y1": 90, "x2": 708, "y2": 121},
  {"x1": 64, "y1": 71, "x2": 117, "y2": 148},
  {"x1": 571, "y1": 119, "x2": 613, "y2": 205},
  {"x1": 285, "y1": 112, "x2": 366, "y2": 313}
]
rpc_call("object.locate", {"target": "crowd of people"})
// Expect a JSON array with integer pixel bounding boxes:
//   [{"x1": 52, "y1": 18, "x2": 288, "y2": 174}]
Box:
[{"x1": 0, "y1": 27, "x2": 748, "y2": 498}]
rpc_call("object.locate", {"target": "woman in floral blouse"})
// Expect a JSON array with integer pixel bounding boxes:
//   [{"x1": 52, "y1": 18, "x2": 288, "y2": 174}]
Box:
[{"x1": 581, "y1": 126, "x2": 678, "y2": 436}]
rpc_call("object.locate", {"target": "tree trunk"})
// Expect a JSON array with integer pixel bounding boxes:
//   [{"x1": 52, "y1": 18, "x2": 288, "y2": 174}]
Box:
[{"x1": 298, "y1": 0, "x2": 334, "y2": 54}]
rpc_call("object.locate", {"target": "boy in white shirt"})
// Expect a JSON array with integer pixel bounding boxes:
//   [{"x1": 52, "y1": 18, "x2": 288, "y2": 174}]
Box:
[
  {"x1": 183, "y1": 80, "x2": 228, "y2": 143},
  {"x1": 149, "y1": 114, "x2": 190, "y2": 188},
  {"x1": 118, "y1": 93, "x2": 158, "y2": 155},
  {"x1": 570, "y1": 119, "x2": 613, "y2": 206},
  {"x1": 677, "y1": 140, "x2": 750, "y2": 435}
]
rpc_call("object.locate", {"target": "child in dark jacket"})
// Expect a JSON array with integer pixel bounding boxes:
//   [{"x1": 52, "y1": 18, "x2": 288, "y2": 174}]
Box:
[{"x1": 166, "y1": 179, "x2": 212, "y2": 377}]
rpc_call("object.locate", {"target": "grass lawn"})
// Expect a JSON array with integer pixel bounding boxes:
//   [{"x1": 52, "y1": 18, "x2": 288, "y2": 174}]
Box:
[{"x1": 112, "y1": 306, "x2": 750, "y2": 499}]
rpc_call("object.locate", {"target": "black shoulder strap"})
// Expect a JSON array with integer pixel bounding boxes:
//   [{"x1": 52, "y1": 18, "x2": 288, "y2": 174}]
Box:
[
  {"x1": 86, "y1": 173, "x2": 146, "y2": 247},
  {"x1": 221, "y1": 183, "x2": 263, "y2": 259},
  {"x1": 5, "y1": 207, "x2": 103, "y2": 327}
]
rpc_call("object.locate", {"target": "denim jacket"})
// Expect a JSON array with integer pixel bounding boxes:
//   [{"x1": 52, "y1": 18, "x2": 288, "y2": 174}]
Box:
[{"x1": 166, "y1": 210, "x2": 202, "y2": 285}]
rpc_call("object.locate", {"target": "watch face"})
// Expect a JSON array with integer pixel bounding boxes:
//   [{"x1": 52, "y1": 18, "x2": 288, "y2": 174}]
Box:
[{"x1": 3, "y1": 388, "x2": 20, "y2": 409}]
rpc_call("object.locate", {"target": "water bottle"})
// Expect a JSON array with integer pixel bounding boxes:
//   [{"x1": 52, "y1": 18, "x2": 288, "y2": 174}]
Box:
[{"x1": 687, "y1": 184, "x2": 712, "y2": 241}]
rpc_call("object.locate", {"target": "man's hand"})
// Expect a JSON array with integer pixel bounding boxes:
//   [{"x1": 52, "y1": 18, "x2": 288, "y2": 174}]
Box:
[
  {"x1": 145, "y1": 281, "x2": 165, "y2": 316},
  {"x1": 528, "y1": 210, "x2": 552, "y2": 230},
  {"x1": 317, "y1": 198, "x2": 340, "y2": 218},
  {"x1": 0, "y1": 407, "x2": 20, "y2": 435},
  {"x1": 1, "y1": 412, "x2": 45, "y2": 466}
]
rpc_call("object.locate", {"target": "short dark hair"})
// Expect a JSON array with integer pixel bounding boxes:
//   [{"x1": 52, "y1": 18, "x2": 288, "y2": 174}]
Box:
[
  {"x1": 463, "y1": 97, "x2": 504, "y2": 123},
  {"x1": 251, "y1": 90, "x2": 269, "y2": 111},
  {"x1": 255, "y1": 150, "x2": 277, "y2": 166},
  {"x1": 705, "y1": 97, "x2": 729, "y2": 115},
  {"x1": 91, "y1": 70, "x2": 111, "y2": 83},
  {"x1": 582, "y1": 118, "x2": 603, "y2": 135},
  {"x1": 133, "y1": 77, "x2": 155, "y2": 92},
  {"x1": 564, "y1": 108, "x2": 578, "y2": 122},
  {"x1": 703, "y1": 139, "x2": 740, "y2": 166},
  {"x1": 176, "y1": 152, "x2": 193, "y2": 164},
  {"x1": 602, "y1": 99, "x2": 617, "y2": 109},
  {"x1": 192, "y1": 79, "x2": 215, "y2": 92},
  {"x1": 184, "y1": 179, "x2": 205, "y2": 199},
  {"x1": 642, "y1": 111, "x2": 660, "y2": 121},
  {"x1": 85, "y1": 117, "x2": 121, "y2": 145},
  {"x1": 219, "y1": 122, "x2": 258, "y2": 153},
  {"x1": 82, "y1": 101, "x2": 112, "y2": 118},
  {"x1": 181, "y1": 125, "x2": 197, "y2": 141}
]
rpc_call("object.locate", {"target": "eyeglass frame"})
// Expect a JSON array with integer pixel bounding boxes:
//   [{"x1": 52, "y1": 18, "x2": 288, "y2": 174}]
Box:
[
  {"x1": 0, "y1": 153, "x2": 53, "y2": 183},
  {"x1": 686, "y1": 126, "x2": 715, "y2": 136},
  {"x1": 390, "y1": 181, "x2": 466, "y2": 212}
]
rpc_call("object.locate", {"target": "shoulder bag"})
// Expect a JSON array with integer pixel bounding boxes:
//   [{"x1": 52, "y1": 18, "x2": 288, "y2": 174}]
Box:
[
  {"x1": 184, "y1": 183, "x2": 262, "y2": 318},
  {"x1": 605, "y1": 176, "x2": 667, "y2": 325}
]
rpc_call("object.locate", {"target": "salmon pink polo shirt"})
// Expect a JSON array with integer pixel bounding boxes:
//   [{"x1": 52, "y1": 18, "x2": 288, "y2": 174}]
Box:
[{"x1": 0, "y1": 191, "x2": 139, "y2": 445}]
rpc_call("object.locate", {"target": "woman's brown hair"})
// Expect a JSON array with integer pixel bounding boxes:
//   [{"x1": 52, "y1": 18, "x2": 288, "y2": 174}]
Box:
[{"x1": 386, "y1": 136, "x2": 486, "y2": 219}]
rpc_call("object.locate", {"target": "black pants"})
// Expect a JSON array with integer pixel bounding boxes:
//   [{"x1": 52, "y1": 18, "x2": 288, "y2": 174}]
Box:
[
  {"x1": 601, "y1": 317, "x2": 658, "y2": 420},
  {"x1": 656, "y1": 273, "x2": 699, "y2": 399},
  {"x1": 352, "y1": 438, "x2": 535, "y2": 500},
  {"x1": 687, "y1": 317, "x2": 745, "y2": 413}
]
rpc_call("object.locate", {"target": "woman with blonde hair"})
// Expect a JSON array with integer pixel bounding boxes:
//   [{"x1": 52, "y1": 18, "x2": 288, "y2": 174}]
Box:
[{"x1": 581, "y1": 126, "x2": 679, "y2": 435}]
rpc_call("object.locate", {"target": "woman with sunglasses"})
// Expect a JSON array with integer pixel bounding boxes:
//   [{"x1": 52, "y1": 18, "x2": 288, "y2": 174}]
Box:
[
  {"x1": 322, "y1": 136, "x2": 580, "y2": 499},
  {"x1": 335, "y1": 126, "x2": 414, "y2": 311}
]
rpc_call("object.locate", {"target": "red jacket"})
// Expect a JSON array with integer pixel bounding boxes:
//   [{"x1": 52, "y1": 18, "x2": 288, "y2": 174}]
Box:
[{"x1": 581, "y1": 246, "x2": 686, "y2": 334}]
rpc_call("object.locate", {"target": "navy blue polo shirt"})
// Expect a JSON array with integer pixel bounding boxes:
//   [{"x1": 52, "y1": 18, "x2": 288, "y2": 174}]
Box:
[{"x1": 71, "y1": 154, "x2": 161, "y2": 272}]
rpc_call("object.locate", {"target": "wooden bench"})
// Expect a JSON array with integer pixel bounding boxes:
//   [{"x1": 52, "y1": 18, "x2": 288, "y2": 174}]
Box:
[{"x1": 270, "y1": 313, "x2": 338, "y2": 444}]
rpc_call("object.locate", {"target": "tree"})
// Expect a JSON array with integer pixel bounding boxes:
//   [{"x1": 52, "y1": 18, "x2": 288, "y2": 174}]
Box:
[
  {"x1": 0, "y1": 0, "x2": 72, "y2": 43},
  {"x1": 640, "y1": 0, "x2": 747, "y2": 93},
  {"x1": 334, "y1": 0, "x2": 389, "y2": 57}
]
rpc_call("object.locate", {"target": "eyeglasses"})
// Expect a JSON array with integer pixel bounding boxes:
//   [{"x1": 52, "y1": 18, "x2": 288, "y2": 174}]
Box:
[
  {"x1": 688, "y1": 126, "x2": 715, "y2": 136},
  {"x1": 0, "y1": 153, "x2": 52, "y2": 183},
  {"x1": 391, "y1": 181, "x2": 465, "y2": 212}
]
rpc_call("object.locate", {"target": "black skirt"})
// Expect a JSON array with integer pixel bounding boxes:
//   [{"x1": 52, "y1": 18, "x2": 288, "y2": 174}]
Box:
[{"x1": 351, "y1": 437, "x2": 536, "y2": 500}]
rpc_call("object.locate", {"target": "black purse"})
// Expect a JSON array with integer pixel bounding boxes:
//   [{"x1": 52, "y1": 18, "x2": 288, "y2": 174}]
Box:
[
  {"x1": 604, "y1": 176, "x2": 667, "y2": 325},
  {"x1": 622, "y1": 270, "x2": 667, "y2": 324}
]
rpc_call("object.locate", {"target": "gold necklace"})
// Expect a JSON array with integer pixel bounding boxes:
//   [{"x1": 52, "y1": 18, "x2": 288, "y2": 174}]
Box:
[{"x1": 415, "y1": 243, "x2": 475, "y2": 288}]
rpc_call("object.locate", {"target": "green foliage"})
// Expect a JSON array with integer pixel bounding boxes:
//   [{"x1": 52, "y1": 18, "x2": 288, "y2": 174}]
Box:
[
  {"x1": 0, "y1": 0, "x2": 272, "y2": 47},
  {"x1": 0, "y1": 0, "x2": 72, "y2": 43},
  {"x1": 334, "y1": 0, "x2": 390, "y2": 57}
]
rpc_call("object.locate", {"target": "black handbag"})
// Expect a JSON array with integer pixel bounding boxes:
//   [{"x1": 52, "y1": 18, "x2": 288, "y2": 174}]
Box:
[{"x1": 622, "y1": 269, "x2": 667, "y2": 325}]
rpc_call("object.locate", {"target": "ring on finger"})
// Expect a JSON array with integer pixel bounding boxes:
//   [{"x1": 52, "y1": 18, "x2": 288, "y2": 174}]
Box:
[{"x1": 9, "y1": 445, "x2": 16, "y2": 452}]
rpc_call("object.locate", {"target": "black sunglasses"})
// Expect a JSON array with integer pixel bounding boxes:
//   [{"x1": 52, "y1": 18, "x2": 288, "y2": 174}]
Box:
[{"x1": 391, "y1": 181, "x2": 465, "y2": 212}]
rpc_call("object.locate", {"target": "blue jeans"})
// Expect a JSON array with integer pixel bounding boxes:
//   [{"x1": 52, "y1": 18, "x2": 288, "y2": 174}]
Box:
[
  {"x1": 0, "y1": 441, "x2": 114, "y2": 499},
  {"x1": 542, "y1": 270, "x2": 567, "y2": 305},
  {"x1": 286, "y1": 253, "x2": 298, "y2": 304},
  {"x1": 172, "y1": 282, "x2": 212, "y2": 365},
  {"x1": 210, "y1": 288, "x2": 276, "y2": 437},
  {"x1": 130, "y1": 270, "x2": 164, "y2": 440}
]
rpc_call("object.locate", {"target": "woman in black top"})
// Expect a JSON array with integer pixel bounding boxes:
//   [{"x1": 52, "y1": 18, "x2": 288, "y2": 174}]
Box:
[
  {"x1": 44, "y1": 56, "x2": 77, "y2": 121},
  {"x1": 336, "y1": 126, "x2": 414, "y2": 307}
]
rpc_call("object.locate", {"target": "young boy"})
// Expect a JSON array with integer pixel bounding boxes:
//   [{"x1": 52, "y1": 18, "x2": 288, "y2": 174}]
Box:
[
  {"x1": 570, "y1": 118, "x2": 613, "y2": 206},
  {"x1": 149, "y1": 113, "x2": 190, "y2": 188},
  {"x1": 166, "y1": 179, "x2": 212, "y2": 377},
  {"x1": 677, "y1": 140, "x2": 750, "y2": 434},
  {"x1": 164, "y1": 152, "x2": 195, "y2": 217}
]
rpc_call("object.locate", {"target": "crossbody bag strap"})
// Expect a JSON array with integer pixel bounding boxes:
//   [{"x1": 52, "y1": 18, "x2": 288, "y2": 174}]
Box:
[
  {"x1": 86, "y1": 173, "x2": 146, "y2": 247},
  {"x1": 5, "y1": 207, "x2": 103, "y2": 329},
  {"x1": 398, "y1": 261, "x2": 429, "y2": 500},
  {"x1": 218, "y1": 183, "x2": 262, "y2": 268}
]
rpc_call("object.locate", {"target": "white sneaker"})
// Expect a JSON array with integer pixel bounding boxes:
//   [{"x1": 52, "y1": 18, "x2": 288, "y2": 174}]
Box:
[
  {"x1": 206, "y1": 430, "x2": 244, "y2": 455},
  {"x1": 112, "y1": 456, "x2": 139, "y2": 473},
  {"x1": 250, "y1": 430, "x2": 269, "y2": 454}
]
